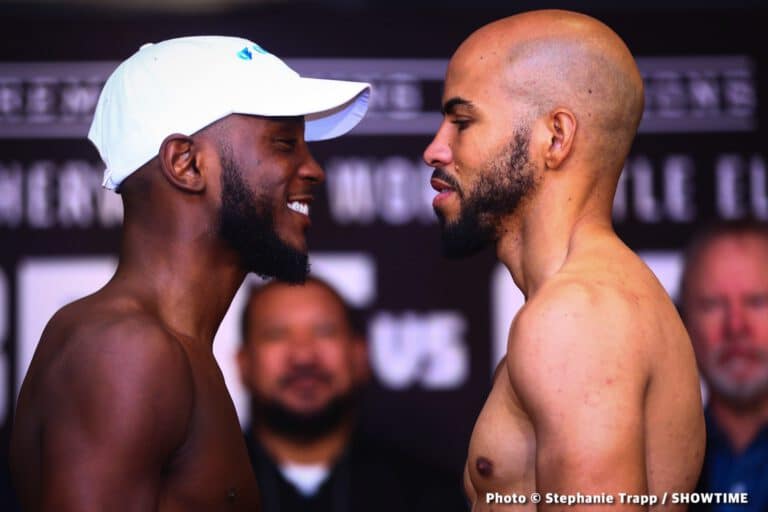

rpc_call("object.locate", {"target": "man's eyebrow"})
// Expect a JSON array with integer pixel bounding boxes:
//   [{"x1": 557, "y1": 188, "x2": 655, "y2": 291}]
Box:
[{"x1": 442, "y1": 97, "x2": 474, "y2": 115}]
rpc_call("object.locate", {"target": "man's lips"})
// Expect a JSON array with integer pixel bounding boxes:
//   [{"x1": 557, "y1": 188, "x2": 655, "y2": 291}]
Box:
[
  {"x1": 280, "y1": 371, "x2": 332, "y2": 389},
  {"x1": 718, "y1": 348, "x2": 762, "y2": 365},
  {"x1": 430, "y1": 169, "x2": 462, "y2": 201},
  {"x1": 430, "y1": 177, "x2": 458, "y2": 206},
  {"x1": 430, "y1": 177, "x2": 455, "y2": 193}
]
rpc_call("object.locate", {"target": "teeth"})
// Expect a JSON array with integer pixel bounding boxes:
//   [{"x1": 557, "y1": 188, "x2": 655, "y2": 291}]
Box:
[{"x1": 287, "y1": 201, "x2": 309, "y2": 216}]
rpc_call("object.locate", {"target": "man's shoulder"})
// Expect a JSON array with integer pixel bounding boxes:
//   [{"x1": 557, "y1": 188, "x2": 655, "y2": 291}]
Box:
[
  {"x1": 505, "y1": 274, "x2": 652, "y2": 434},
  {"x1": 514, "y1": 276, "x2": 639, "y2": 341},
  {"x1": 61, "y1": 298, "x2": 181, "y2": 352},
  {"x1": 508, "y1": 275, "x2": 651, "y2": 382},
  {"x1": 39, "y1": 300, "x2": 194, "y2": 401}
]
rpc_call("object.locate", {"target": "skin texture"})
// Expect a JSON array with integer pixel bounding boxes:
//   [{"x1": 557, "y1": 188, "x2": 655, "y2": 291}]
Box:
[
  {"x1": 10, "y1": 114, "x2": 324, "y2": 511},
  {"x1": 424, "y1": 10, "x2": 705, "y2": 510},
  {"x1": 237, "y1": 279, "x2": 368, "y2": 465},
  {"x1": 683, "y1": 232, "x2": 768, "y2": 453}
]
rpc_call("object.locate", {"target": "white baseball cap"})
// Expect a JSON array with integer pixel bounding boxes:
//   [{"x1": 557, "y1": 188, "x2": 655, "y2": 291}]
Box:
[{"x1": 88, "y1": 36, "x2": 371, "y2": 191}]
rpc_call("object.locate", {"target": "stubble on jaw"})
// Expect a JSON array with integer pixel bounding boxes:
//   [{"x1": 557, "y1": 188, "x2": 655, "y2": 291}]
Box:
[{"x1": 437, "y1": 128, "x2": 537, "y2": 259}]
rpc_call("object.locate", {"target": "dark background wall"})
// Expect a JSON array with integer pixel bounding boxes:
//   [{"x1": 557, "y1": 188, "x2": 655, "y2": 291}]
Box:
[{"x1": 0, "y1": 1, "x2": 766, "y2": 507}]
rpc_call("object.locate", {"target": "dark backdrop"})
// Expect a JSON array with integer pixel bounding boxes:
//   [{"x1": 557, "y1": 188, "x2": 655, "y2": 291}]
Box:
[{"x1": 0, "y1": 3, "x2": 766, "y2": 507}]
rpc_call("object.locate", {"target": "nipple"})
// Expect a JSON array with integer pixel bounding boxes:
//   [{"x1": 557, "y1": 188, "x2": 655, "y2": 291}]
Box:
[{"x1": 476, "y1": 456, "x2": 493, "y2": 477}]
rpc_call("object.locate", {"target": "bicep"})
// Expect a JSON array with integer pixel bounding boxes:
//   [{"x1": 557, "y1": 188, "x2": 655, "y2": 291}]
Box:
[
  {"x1": 39, "y1": 328, "x2": 193, "y2": 510},
  {"x1": 509, "y1": 293, "x2": 650, "y2": 503},
  {"x1": 532, "y1": 372, "x2": 647, "y2": 497}
]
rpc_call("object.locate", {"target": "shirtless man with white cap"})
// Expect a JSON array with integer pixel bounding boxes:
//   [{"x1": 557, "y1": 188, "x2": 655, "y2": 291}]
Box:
[
  {"x1": 425, "y1": 10, "x2": 705, "y2": 510},
  {"x1": 10, "y1": 36, "x2": 370, "y2": 511}
]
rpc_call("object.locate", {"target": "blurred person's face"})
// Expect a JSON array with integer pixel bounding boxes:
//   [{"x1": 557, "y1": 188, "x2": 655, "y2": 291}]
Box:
[
  {"x1": 685, "y1": 234, "x2": 768, "y2": 407},
  {"x1": 237, "y1": 282, "x2": 367, "y2": 438}
]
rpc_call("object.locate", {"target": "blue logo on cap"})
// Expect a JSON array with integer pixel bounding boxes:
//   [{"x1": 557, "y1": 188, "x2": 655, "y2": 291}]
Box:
[
  {"x1": 251, "y1": 44, "x2": 269, "y2": 55},
  {"x1": 237, "y1": 44, "x2": 270, "y2": 61}
]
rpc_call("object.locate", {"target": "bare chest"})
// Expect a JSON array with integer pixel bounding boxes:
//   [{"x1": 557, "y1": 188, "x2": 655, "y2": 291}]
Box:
[
  {"x1": 465, "y1": 372, "x2": 537, "y2": 510},
  {"x1": 166, "y1": 352, "x2": 259, "y2": 510}
]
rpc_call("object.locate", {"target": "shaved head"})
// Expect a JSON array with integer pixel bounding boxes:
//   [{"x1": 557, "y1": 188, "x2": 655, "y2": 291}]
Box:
[
  {"x1": 425, "y1": 10, "x2": 645, "y2": 254},
  {"x1": 451, "y1": 10, "x2": 644, "y2": 172}
]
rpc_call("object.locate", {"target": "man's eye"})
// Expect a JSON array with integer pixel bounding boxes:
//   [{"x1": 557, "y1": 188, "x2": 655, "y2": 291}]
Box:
[
  {"x1": 258, "y1": 328, "x2": 287, "y2": 341},
  {"x1": 275, "y1": 138, "x2": 298, "y2": 150},
  {"x1": 314, "y1": 324, "x2": 340, "y2": 338},
  {"x1": 451, "y1": 119, "x2": 471, "y2": 131},
  {"x1": 697, "y1": 297, "x2": 723, "y2": 313},
  {"x1": 747, "y1": 294, "x2": 768, "y2": 309}
]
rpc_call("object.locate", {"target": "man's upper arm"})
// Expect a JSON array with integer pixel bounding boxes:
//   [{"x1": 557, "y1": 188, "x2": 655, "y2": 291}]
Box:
[
  {"x1": 40, "y1": 319, "x2": 194, "y2": 511},
  {"x1": 508, "y1": 283, "x2": 651, "y2": 507}
]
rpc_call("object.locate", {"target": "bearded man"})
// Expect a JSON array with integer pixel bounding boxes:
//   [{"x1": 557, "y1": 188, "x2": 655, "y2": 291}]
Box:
[
  {"x1": 11, "y1": 36, "x2": 369, "y2": 511},
  {"x1": 682, "y1": 221, "x2": 768, "y2": 512},
  {"x1": 425, "y1": 10, "x2": 705, "y2": 510}
]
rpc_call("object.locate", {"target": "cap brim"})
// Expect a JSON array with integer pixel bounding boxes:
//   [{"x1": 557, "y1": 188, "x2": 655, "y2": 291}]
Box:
[
  {"x1": 232, "y1": 77, "x2": 371, "y2": 141},
  {"x1": 296, "y1": 77, "x2": 371, "y2": 141}
]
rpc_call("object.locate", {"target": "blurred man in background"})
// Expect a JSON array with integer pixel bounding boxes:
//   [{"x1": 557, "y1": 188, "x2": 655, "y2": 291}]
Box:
[
  {"x1": 237, "y1": 277, "x2": 467, "y2": 512},
  {"x1": 681, "y1": 220, "x2": 768, "y2": 512}
]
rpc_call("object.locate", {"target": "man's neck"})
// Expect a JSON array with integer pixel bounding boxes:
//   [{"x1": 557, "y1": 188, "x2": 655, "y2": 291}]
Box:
[
  {"x1": 709, "y1": 394, "x2": 768, "y2": 454},
  {"x1": 495, "y1": 177, "x2": 613, "y2": 298},
  {"x1": 112, "y1": 223, "x2": 246, "y2": 345},
  {"x1": 256, "y1": 421, "x2": 354, "y2": 467}
]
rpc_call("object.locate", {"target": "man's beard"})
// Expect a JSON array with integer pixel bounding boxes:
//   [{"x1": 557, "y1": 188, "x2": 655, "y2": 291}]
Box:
[
  {"x1": 704, "y1": 343, "x2": 768, "y2": 409},
  {"x1": 252, "y1": 390, "x2": 361, "y2": 443},
  {"x1": 217, "y1": 147, "x2": 309, "y2": 283},
  {"x1": 434, "y1": 128, "x2": 536, "y2": 259}
]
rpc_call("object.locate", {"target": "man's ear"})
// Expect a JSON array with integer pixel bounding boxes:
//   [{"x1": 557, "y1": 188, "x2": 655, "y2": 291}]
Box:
[
  {"x1": 352, "y1": 336, "x2": 371, "y2": 385},
  {"x1": 543, "y1": 109, "x2": 577, "y2": 170},
  {"x1": 158, "y1": 133, "x2": 206, "y2": 193}
]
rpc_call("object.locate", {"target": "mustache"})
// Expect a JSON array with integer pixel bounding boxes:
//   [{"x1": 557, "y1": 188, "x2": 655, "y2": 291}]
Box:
[
  {"x1": 278, "y1": 365, "x2": 334, "y2": 388},
  {"x1": 431, "y1": 168, "x2": 462, "y2": 195},
  {"x1": 713, "y1": 343, "x2": 768, "y2": 363}
]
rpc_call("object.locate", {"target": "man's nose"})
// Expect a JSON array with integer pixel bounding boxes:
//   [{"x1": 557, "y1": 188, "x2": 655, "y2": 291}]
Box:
[
  {"x1": 423, "y1": 124, "x2": 453, "y2": 168},
  {"x1": 724, "y1": 302, "x2": 749, "y2": 339},
  {"x1": 287, "y1": 333, "x2": 318, "y2": 362},
  {"x1": 300, "y1": 152, "x2": 325, "y2": 185}
]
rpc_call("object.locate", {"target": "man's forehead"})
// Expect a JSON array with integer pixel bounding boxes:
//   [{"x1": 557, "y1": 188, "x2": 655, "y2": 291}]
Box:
[
  {"x1": 238, "y1": 113, "x2": 304, "y2": 129},
  {"x1": 201, "y1": 114, "x2": 304, "y2": 142},
  {"x1": 252, "y1": 282, "x2": 344, "y2": 311},
  {"x1": 443, "y1": 32, "x2": 540, "y2": 110},
  {"x1": 265, "y1": 115, "x2": 305, "y2": 126},
  {"x1": 692, "y1": 237, "x2": 768, "y2": 284},
  {"x1": 447, "y1": 42, "x2": 504, "y2": 81},
  {"x1": 443, "y1": 52, "x2": 497, "y2": 102},
  {"x1": 704, "y1": 233, "x2": 768, "y2": 258},
  {"x1": 441, "y1": 58, "x2": 515, "y2": 117}
]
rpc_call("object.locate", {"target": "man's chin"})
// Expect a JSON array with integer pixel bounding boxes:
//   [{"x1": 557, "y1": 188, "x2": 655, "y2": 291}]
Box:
[
  {"x1": 439, "y1": 223, "x2": 494, "y2": 259},
  {"x1": 283, "y1": 233, "x2": 308, "y2": 255},
  {"x1": 282, "y1": 393, "x2": 331, "y2": 413},
  {"x1": 433, "y1": 205, "x2": 456, "y2": 226},
  {"x1": 255, "y1": 393, "x2": 358, "y2": 441},
  {"x1": 255, "y1": 259, "x2": 309, "y2": 284},
  {"x1": 243, "y1": 239, "x2": 310, "y2": 284},
  {"x1": 285, "y1": 404, "x2": 329, "y2": 418},
  {"x1": 707, "y1": 367, "x2": 768, "y2": 407}
]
